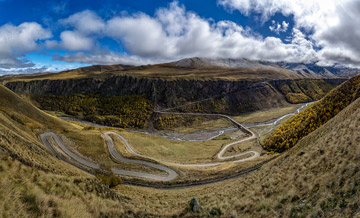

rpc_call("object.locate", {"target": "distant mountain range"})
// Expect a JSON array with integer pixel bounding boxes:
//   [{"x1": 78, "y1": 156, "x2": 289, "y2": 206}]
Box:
[
  {"x1": 2, "y1": 57, "x2": 359, "y2": 81},
  {"x1": 169, "y1": 57, "x2": 360, "y2": 79}
]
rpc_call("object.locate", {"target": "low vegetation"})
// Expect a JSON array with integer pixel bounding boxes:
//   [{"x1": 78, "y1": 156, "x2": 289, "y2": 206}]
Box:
[
  {"x1": 269, "y1": 79, "x2": 337, "y2": 103},
  {"x1": 153, "y1": 113, "x2": 211, "y2": 130},
  {"x1": 116, "y1": 97, "x2": 360, "y2": 217},
  {"x1": 1, "y1": 76, "x2": 360, "y2": 217},
  {"x1": 36, "y1": 94, "x2": 153, "y2": 128},
  {"x1": 96, "y1": 173, "x2": 122, "y2": 188},
  {"x1": 263, "y1": 75, "x2": 360, "y2": 152}
]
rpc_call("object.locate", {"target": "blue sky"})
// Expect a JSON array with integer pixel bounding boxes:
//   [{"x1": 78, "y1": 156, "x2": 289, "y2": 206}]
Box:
[{"x1": 0, "y1": 0, "x2": 359, "y2": 74}]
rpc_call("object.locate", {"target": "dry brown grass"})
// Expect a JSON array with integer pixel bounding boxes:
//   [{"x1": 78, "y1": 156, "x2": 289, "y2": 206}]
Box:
[
  {"x1": 112, "y1": 97, "x2": 360, "y2": 217},
  {"x1": 232, "y1": 104, "x2": 300, "y2": 124},
  {"x1": 166, "y1": 117, "x2": 231, "y2": 134},
  {"x1": 0, "y1": 153, "x2": 132, "y2": 218},
  {"x1": 1, "y1": 83, "x2": 360, "y2": 217},
  {"x1": 118, "y1": 130, "x2": 233, "y2": 164},
  {"x1": 1, "y1": 62, "x2": 305, "y2": 83}
]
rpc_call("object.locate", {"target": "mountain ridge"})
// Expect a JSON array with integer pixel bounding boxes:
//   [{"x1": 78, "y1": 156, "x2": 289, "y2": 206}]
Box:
[
  {"x1": 2, "y1": 57, "x2": 359, "y2": 83},
  {"x1": 0, "y1": 75, "x2": 359, "y2": 217}
]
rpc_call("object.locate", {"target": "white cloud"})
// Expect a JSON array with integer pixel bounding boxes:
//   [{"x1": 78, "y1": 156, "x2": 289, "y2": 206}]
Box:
[
  {"x1": 0, "y1": 58, "x2": 34, "y2": 69},
  {"x1": 59, "y1": 31, "x2": 93, "y2": 51},
  {"x1": 0, "y1": 22, "x2": 51, "y2": 58},
  {"x1": 269, "y1": 20, "x2": 288, "y2": 34},
  {"x1": 0, "y1": 22, "x2": 51, "y2": 70},
  {"x1": 51, "y1": 10, "x2": 105, "y2": 51},
  {"x1": 0, "y1": 66, "x2": 49, "y2": 76},
  {"x1": 41, "y1": 0, "x2": 360, "y2": 68},
  {"x1": 106, "y1": 14, "x2": 171, "y2": 57},
  {"x1": 218, "y1": 0, "x2": 360, "y2": 66},
  {"x1": 61, "y1": 1, "x2": 315, "y2": 65},
  {"x1": 60, "y1": 10, "x2": 105, "y2": 34}
]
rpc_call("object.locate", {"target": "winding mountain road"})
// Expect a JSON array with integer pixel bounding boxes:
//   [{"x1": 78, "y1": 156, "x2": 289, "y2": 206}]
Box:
[
  {"x1": 40, "y1": 112, "x2": 260, "y2": 181},
  {"x1": 40, "y1": 132, "x2": 100, "y2": 170},
  {"x1": 41, "y1": 101, "x2": 309, "y2": 181},
  {"x1": 104, "y1": 132, "x2": 177, "y2": 181},
  {"x1": 104, "y1": 130, "x2": 259, "y2": 168}
]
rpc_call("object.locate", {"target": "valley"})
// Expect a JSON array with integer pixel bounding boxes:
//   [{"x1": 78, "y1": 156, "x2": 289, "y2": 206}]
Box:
[
  {"x1": 0, "y1": 59, "x2": 359, "y2": 217},
  {"x1": 2, "y1": 0, "x2": 360, "y2": 216}
]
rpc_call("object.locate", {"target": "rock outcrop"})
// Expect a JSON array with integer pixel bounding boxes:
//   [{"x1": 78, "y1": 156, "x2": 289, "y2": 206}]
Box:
[{"x1": 5, "y1": 76, "x2": 345, "y2": 115}]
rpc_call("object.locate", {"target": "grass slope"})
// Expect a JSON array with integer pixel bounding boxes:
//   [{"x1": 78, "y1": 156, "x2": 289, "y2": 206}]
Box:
[
  {"x1": 1, "y1": 82, "x2": 360, "y2": 217},
  {"x1": 0, "y1": 84, "x2": 135, "y2": 217},
  {"x1": 1, "y1": 61, "x2": 306, "y2": 83},
  {"x1": 263, "y1": 75, "x2": 360, "y2": 152},
  {"x1": 117, "y1": 96, "x2": 360, "y2": 217}
]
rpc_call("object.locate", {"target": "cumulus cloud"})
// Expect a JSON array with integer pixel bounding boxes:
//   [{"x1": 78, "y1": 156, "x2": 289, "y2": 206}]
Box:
[
  {"x1": 218, "y1": 0, "x2": 360, "y2": 66},
  {"x1": 59, "y1": 31, "x2": 94, "y2": 51},
  {"x1": 0, "y1": 22, "x2": 51, "y2": 72},
  {"x1": 56, "y1": 1, "x2": 318, "y2": 65},
  {"x1": 269, "y1": 20, "x2": 288, "y2": 34},
  {"x1": 0, "y1": 22, "x2": 51, "y2": 58},
  {"x1": 48, "y1": 10, "x2": 105, "y2": 51},
  {"x1": 11, "y1": 0, "x2": 354, "y2": 69},
  {"x1": 60, "y1": 10, "x2": 105, "y2": 34},
  {"x1": 106, "y1": 14, "x2": 170, "y2": 58}
]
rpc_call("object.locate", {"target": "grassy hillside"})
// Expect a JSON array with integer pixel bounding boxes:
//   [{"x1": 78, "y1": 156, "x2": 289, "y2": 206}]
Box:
[
  {"x1": 269, "y1": 79, "x2": 338, "y2": 103},
  {"x1": 1, "y1": 82, "x2": 360, "y2": 217},
  {"x1": 263, "y1": 75, "x2": 360, "y2": 152},
  {"x1": 114, "y1": 96, "x2": 360, "y2": 217},
  {"x1": 1, "y1": 62, "x2": 305, "y2": 83},
  {"x1": 0, "y1": 84, "x2": 135, "y2": 216}
]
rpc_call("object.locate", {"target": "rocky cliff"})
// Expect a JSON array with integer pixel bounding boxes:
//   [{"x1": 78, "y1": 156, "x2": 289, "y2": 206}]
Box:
[{"x1": 5, "y1": 76, "x2": 345, "y2": 115}]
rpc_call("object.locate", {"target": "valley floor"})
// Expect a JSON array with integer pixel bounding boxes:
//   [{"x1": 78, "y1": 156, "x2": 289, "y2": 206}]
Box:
[{"x1": 39, "y1": 103, "x2": 309, "y2": 187}]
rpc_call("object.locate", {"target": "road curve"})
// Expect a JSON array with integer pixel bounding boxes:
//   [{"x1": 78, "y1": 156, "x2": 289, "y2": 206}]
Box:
[
  {"x1": 40, "y1": 103, "x2": 271, "y2": 180},
  {"x1": 40, "y1": 132, "x2": 100, "y2": 169},
  {"x1": 41, "y1": 131, "x2": 177, "y2": 181},
  {"x1": 41, "y1": 129, "x2": 279, "y2": 188},
  {"x1": 149, "y1": 111, "x2": 260, "y2": 166},
  {"x1": 112, "y1": 129, "x2": 259, "y2": 167},
  {"x1": 104, "y1": 132, "x2": 177, "y2": 181}
]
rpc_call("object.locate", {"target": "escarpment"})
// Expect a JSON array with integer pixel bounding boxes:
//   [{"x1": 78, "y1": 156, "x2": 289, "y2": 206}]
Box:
[{"x1": 5, "y1": 76, "x2": 345, "y2": 116}]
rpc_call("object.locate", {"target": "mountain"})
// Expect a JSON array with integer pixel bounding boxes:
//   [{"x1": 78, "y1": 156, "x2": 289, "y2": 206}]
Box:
[
  {"x1": 2, "y1": 58, "x2": 359, "y2": 83},
  {"x1": 168, "y1": 57, "x2": 277, "y2": 69},
  {"x1": 3, "y1": 75, "x2": 344, "y2": 129},
  {"x1": 0, "y1": 76, "x2": 359, "y2": 216},
  {"x1": 167, "y1": 57, "x2": 360, "y2": 79},
  {"x1": 276, "y1": 62, "x2": 360, "y2": 78},
  {"x1": 263, "y1": 74, "x2": 360, "y2": 152},
  {"x1": 1, "y1": 57, "x2": 360, "y2": 216},
  {"x1": 1, "y1": 57, "x2": 349, "y2": 129},
  {"x1": 201, "y1": 94, "x2": 360, "y2": 217}
]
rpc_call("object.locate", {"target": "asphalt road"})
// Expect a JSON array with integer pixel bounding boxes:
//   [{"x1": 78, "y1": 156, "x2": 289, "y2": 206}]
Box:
[
  {"x1": 40, "y1": 101, "x2": 309, "y2": 182},
  {"x1": 40, "y1": 132, "x2": 100, "y2": 169},
  {"x1": 104, "y1": 132, "x2": 177, "y2": 181}
]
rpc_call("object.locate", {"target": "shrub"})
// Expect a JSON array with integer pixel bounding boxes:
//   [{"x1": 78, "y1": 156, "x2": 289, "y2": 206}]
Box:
[
  {"x1": 263, "y1": 75, "x2": 360, "y2": 152},
  {"x1": 96, "y1": 173, "x2": 122, "y2": 188},
  {"x1": 270, "y1": 79, "x2": 337, "y2": 104},
  {"x1": 36, "y1": 94, "x2": 153, "y2": 129},
  {"x1": 22, "y1": 192, "x2": 41, "y2": 216}
]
